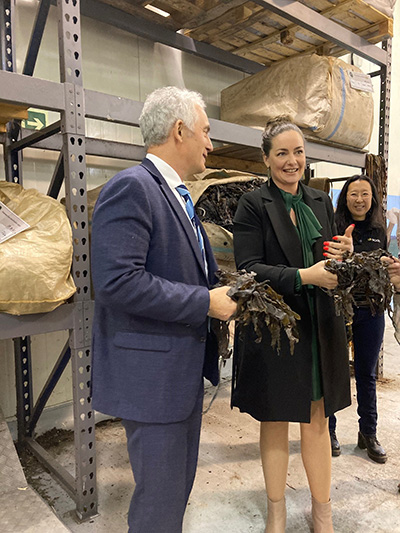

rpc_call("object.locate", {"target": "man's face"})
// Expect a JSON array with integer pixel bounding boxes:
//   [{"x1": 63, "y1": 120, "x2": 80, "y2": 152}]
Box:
[{"x1": 181, "y1": 106, "x2": 213, "y2": 176}]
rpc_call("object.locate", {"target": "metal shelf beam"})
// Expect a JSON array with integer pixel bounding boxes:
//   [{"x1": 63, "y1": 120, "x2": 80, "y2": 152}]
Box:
[
  {"x1": 305, "y1": 141, "x2": 366, "y2": 168},
  {"x1": 2, "y1": 129, "x2": 147, "y2": 161},
  {"x1": 3, "y1": 115, "x2": 366, "y2": 168},
  {"x1": 0, "y1": 303, "x2": 76, "y2": 340},
  {"x1": 0, "y1": 69, "x2": 65, "y2": 110}
]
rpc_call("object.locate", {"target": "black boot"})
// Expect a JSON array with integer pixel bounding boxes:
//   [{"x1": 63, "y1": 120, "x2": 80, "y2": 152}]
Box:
[
  {"x1": 358, "y1": 431, "x2": 387, "y2": 464},
  {"x1": 330, "y1": 431, "x2": 341, "y2": 457}
]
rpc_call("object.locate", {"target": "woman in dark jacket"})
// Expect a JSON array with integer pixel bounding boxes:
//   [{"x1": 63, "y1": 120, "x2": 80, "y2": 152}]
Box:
[
  {"x1": 329, "y1": 175, "x2": 387, "y2": 464},
  {"x1": 232, "y1": 117, "x2": 353, "y2": 533}
]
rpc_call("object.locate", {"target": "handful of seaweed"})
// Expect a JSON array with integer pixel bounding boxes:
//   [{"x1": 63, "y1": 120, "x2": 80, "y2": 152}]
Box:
[
  {"x1": 196, "y1": 179, "x2": 266, "y2": 232},
  {"x1": 324, "y1": 249, "x2": 394, "y2": 323},
  {"x1": 212, "y1": 270, "x2": 300, "y2": 359}
]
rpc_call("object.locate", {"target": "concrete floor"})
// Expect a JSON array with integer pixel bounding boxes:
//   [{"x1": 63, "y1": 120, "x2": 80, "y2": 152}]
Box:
[{"x1": 24, "y1": 316, "x2": 400, "y2": 533}]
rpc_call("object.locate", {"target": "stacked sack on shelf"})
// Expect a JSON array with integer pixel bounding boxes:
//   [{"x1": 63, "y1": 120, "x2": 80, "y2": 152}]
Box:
[
  {"x1": 221, "y1": 54, "x2": 374, "y2": 149},
  {"x1": 0, "y1": 182, "x2": 76, "y2": 315}
]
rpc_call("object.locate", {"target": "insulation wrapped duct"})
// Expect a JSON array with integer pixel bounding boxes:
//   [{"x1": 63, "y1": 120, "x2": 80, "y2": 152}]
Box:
[{"x1": 221, "y1": 54, "x2": 374, "y2": 149}]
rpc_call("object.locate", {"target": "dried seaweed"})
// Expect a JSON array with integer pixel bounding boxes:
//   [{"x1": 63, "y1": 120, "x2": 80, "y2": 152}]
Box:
[
  {"x1": 324, "y1": 249, "x2": 394, "y2": 323},
  {"x1": 213, "y1": 270, "x2": 300, "y2": 359},
  {"x1": 195, "y1": 179, "x2": 266, "y2": 232}
]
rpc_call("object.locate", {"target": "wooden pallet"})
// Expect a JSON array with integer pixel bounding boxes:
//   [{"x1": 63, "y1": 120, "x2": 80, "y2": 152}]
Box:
[
  {"x1": 97, "y1": 0, "x2": 393, "y2": 65},
  {"x1": 183, "y1": 0, "x2": 393, "y2": 65}
]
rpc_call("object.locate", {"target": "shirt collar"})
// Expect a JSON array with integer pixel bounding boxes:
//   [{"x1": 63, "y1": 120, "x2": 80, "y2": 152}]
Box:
[{"x1": 145, "y1": 153, "x2": 183, "y2": 190}]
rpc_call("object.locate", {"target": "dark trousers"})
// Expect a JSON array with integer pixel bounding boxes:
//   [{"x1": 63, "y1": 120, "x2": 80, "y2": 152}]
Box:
[
  {"x1": 329, "y1": 307, "x2": 385, "y2": 436},
  {"x1": 122, "y1": 382, "x2": 204, "y2": 533}
]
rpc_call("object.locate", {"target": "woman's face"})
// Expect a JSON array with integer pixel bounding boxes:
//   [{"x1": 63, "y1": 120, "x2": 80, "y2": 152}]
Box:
[
  {"x1": 263, "y1": 130, "x2": 306, "y2": 194},
  {"x1": 346, "y1": 180, "x2": 373, "y2": 221}
]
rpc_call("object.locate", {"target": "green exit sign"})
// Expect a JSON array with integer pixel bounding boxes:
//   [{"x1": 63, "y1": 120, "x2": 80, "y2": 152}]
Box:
[{"x1": 22, "y1": 110, "x2": 47, "y2": 130}]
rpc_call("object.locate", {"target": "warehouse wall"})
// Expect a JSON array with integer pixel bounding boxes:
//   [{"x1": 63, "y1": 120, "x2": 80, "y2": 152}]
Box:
[{"x1": 0, "y1": 0, "x2": 398, "y2": 430}]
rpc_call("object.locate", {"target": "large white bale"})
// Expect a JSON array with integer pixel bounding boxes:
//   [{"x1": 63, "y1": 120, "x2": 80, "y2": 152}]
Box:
[{"x1": 221, "y1": 54, "x2": 374, "y2": 149}]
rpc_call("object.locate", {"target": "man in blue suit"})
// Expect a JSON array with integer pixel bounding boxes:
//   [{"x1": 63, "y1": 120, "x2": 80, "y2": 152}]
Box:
[{"x1": 91, "y1": 86, "x2": 237, "y2": 533}]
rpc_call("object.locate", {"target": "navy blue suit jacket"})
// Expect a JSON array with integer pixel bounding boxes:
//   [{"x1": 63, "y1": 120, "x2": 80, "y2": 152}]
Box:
[{"x1": 91, "y1": 158, "x2": 219, "y2": 424}]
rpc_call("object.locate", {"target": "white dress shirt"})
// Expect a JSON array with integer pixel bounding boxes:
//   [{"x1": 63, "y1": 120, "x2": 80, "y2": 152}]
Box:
[{"x1": 145, "y1": 154, "x2": 193, "y2": 225}]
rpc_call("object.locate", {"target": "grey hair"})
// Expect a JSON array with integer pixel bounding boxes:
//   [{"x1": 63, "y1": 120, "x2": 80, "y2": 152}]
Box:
[
  {"x1": 139, "y1": 86, "x2": 206, "y2": 148},
  {"x1": 261, "y1": 116, "x2": 304, "y2": 156}
]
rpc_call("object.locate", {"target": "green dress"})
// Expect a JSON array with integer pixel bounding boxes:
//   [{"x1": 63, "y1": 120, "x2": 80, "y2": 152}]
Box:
[{"x1": 280, "y1": 188, "x2": 323, "y2": 401}]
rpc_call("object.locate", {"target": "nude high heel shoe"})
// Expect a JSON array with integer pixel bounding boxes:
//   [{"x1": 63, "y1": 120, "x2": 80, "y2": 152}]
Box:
[
  {"x1": 311, "y1": 496, "x2": 334, "y2": 533},
  {"x1": 265, "y1": 496, "x2": 286, "y2": 533}
]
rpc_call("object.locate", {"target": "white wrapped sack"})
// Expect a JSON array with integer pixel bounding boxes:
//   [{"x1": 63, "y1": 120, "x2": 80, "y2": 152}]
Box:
[{"x1": 221, "y1": 54, "x2": 374, "y2": 149}]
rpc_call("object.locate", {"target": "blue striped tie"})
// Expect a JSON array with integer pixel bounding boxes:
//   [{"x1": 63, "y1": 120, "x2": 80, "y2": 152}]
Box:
[{"x1": 176, "y1": 184, "x2": 207, "y2": 272}]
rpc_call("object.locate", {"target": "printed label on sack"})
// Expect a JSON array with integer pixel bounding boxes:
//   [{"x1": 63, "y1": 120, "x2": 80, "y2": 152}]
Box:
[
  {"x1": 0, "y1": 202, "x2": 30, "y2": 244},
  {"x1": 348, "y1": 70, "x2": 373, "y2": 93}
]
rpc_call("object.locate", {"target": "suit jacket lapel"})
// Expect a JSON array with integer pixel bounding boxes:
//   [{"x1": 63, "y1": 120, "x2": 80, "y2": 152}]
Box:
[{"x1": 140, "y1": 159, "x2": 208, "y2": 279}]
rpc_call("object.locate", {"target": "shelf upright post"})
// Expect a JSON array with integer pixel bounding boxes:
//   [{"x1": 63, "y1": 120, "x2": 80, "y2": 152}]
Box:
[
  {"x1": 379, "y1": 40, "x2": 391, "y2": 182},
  {"x1": 0, "y1": 0, "x2": 34, "y2": 446},
  {"x1": 57, "y1": 0, "x2": 97, "y2": 520},
  {"x1": 377, "y1": 39, "x2": 392, "y2": 379},
  {"x1": 1, "y1": 0, "x2": 22, "y2": 183}
]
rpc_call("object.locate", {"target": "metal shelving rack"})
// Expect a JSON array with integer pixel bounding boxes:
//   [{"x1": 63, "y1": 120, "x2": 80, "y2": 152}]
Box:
[
  {"x1": 0, "y1": 0, "x2": 392, "y2": 520},
  {"x1": 0, "y1": 0, "x2": 96, "y2": 521}
]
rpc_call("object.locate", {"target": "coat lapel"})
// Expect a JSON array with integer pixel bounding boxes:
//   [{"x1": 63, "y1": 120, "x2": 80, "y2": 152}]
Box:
[
  {"x1": 140, "y1": 159, "x2": 208, "y2": 279},
  {"x1": 300, "y1": 182, "x2": 330, "y2": 263},
  {"x1": 260, "y1": 181, "x2": 303, "y2": 267}
]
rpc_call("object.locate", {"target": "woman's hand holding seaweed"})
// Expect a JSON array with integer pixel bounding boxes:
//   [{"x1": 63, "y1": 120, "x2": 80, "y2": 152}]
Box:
[{"x1": 299, "y1": 260, "x2": 338, "y2": 289}]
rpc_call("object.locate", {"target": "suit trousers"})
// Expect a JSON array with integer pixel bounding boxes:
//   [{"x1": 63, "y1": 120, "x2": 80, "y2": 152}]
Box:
[
  {"x1": 329, "y1": 306, "x2": 385, "y2": 436},
  {"x1": 122, "y1": 381, "x2": 204, "y2": 533}
]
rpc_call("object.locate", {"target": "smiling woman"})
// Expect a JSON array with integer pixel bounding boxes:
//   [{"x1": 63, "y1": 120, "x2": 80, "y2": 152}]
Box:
[
  {"x1": 232, "y1": 116, "x2": 353, "y2": 533},
  {"x1": 329, "y1": 174, "x2": 388, "y2": 465}
]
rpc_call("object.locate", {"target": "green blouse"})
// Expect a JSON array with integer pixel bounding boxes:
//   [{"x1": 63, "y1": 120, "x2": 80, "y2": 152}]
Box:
[{"x1": 280, "y1": 187, "x2": 323, "y2": 401}]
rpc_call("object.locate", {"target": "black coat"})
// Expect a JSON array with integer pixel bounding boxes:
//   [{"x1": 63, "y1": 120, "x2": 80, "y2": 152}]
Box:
[{"x1": 232, "y1": 180, "x2": 351, "y2": 422}]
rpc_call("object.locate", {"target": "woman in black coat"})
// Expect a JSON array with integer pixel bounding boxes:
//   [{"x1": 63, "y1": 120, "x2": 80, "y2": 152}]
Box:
[
  {"x1": 329, "y1": 175, "x2": 387, "y2": 464},
  {"x1": 232, "y1": 117, "x2": 353, "y2": 533}
]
